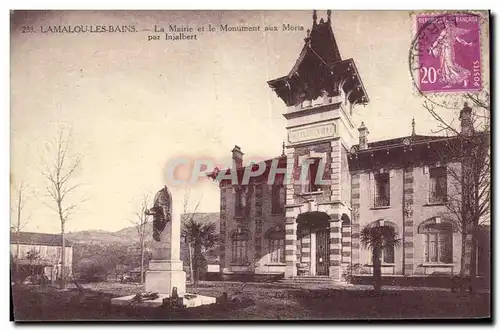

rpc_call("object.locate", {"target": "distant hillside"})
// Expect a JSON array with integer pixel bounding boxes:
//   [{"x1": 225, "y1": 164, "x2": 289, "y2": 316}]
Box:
[{"x1": 67, "y1": 212, "x2": 220, "y2": 245}]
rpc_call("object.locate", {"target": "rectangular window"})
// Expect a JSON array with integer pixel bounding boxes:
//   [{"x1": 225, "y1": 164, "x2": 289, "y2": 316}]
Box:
[
  {"x1": 439, "y1": 233, "x2": 453, "y2": 263},
  {"x1": 429, "y1": 167, "x2": 447, "y2": 204},
  {"x1": 383, "y1": 246, "x2": 395, "y2": 264},
  {"x1": 232, "y1": 240, "x2": 247, "y2": 264},
  {"x1": 374, "y1": 173, "x2": 390, "y2": 207},
  {"x1": 306, "y1": 158, "x2": 321, "y2": 193},
  {"x1": 272, "y1": 186, "x2": 286, "y2": 214},
  {"x1": 234, "y1": 188, "x2": 243, "y2": 218},
  {"x1": 426, "y1": 233, "x2": 438, "y2": 262},
  {"x1": 426, "y1": 233, "x2": 452, "y2": 263},
  {"x1": 269, "y1": 239, "x2": 285, "y2": 263},
  {"x1": 369, "y1": 247, "x2": 395, "y2": 264}
]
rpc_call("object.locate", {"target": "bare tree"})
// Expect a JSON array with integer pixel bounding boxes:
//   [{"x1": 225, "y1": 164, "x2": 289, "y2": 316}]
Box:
[
  {"x1": 11, "y1": 181, "x2": 31, "y2": 278},
  {"x1": 129, "y1": 194, "x2": 151, "y2": 284},
  {"x1": 40, "y1": 128, "x2": 84, "y2": 289},
  {"x1": 424, "y1": 93, "x2": 490, "y2": 287}
]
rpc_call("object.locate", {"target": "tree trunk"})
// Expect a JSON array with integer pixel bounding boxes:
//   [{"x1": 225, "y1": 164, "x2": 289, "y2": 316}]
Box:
[
  {"x1": 469, "y1": 229, "x2": 478, "y2": 293},
  {"x1": 460, "y1": 231, "x2": 467, "y2": 278},
  {"x1": 140, "y1": 239, "x2": 145, "y2": 284},
  {"x1": 193, "y1": 241, "x2": 202, "y2": 285},
  {"x1": 373, "y1": 247, "x2": 382, "y2": 294},
  {"x1": 60, "y1": 221, "x2": 66, "y2": 289},
  {"x1": 188, "y1": 242, "x2": 194, "y2": 284},
  {"x1": 15, "y1": 235, "x2": 20, "y2": 282}
]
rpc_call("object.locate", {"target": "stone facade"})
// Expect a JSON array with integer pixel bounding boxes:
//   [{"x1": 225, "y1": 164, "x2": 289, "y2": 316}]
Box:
[{"x1": 212, "y1": 11, "x2": 479, "y2": 280}]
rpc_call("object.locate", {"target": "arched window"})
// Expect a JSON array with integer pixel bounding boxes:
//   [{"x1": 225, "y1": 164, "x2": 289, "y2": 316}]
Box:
[
  {"x1": 368, "y1": 219, "x2": 397, "y2": 264},
  {"x1": 418, "y1": 217, "x2": 455, "y2": 264},
  {"x1": 272, "y1": 185, "x2": 286, "y2": 214},
  {"x1": 265, "y1": 226, "x2": 285, "y2": 263},
  {"x1": 231, "y1": 229, "x2": 249, "y2": 264}
]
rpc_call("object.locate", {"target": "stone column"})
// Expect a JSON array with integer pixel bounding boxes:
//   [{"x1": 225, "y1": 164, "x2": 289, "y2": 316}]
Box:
[
  {"x1": 329, "y1": 214, "x2": 342, "y2": 281},
  {"x1": 284, "y1": 218, "x2": 297, "y2": 278},
  {"x1": 403, "y1": 167, "x2": 415, "y2": 276},
  {"x1": 300, "y1": 229, "x2": 311, "y2": 274},
  {"x1": 341, "y1": 225, "x2": 352, "y2": 263},
  {"x1": 145, "y1": 212, "x2": 186, "y2": 295},
  {"x1": 351, "y1": 174, "x2": 361, "y2": 266}
]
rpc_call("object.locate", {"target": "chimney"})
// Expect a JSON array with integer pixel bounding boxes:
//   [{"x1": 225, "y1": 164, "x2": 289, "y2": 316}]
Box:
[
  {"x1": 231, "y1": 145, "x2": 244, "y2": 168},
  {"x1": 358, "y1": 122, "x2": 369, "y2": 150},
  {"x1": 459, "y1": 102, "x2": 473, "y2": 136}
]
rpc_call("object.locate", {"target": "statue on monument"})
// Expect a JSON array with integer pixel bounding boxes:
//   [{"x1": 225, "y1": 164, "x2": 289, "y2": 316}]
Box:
[{"x1": 146, "y1": 185, "x2": 172, "y2": 242}]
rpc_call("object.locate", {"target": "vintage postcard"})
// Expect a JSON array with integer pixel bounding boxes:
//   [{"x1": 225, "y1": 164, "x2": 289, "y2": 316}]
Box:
[{"x1": 10, "y1": 10, "x2": 491, "y2": 321}]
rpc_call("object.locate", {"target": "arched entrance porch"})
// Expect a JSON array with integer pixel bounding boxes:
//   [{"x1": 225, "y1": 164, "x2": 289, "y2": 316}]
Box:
[{"x1": 296, "y1": 211, "x2": 330, "y2": 276}]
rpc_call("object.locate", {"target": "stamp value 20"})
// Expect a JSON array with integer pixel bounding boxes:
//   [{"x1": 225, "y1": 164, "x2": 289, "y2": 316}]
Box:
[{"x1": 416, "y1": 13, "x2": 482, "y2": 94}]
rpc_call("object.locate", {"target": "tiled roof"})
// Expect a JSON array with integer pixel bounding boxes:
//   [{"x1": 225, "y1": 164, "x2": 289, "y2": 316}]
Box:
[
  {"x1": 353, "y1": 134, "x2": 450, "y2": 151},
  {"x1": 10, "y1": 232, "x2": 73, "y2": 247}
]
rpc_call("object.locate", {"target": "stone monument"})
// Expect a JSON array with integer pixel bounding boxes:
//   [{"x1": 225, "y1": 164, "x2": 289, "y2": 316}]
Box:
[
  {"x1": 144, "y1": 185, "x2": 186, "y2": 295},
  {"x1": 111, "y1": 185, "x2": 216, "y2": 309}
]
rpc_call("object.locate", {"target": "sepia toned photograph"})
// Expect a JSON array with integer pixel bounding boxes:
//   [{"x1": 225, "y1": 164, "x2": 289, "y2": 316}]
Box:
[{"x1": 10, "y1": 9, "x2": 491, "y2": 321}]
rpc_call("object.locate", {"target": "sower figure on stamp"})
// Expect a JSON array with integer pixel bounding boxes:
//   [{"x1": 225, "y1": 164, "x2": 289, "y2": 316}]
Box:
[{"x1": 428, "y1": 19, "x2": 473, "y2": 88}]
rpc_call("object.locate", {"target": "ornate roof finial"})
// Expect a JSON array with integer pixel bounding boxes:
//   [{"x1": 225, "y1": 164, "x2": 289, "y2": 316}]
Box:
[
  {"x1": 281, "y1": 141, "x2": 286, "y2": 157},
  {"x1": 411, "y1": 117, "x2": 416, "y2": 136},
  {"x1": 313, "y1": 10, "x2": 317, "y2": 24},
  {"x1": 327, "y1": 10, "x2": 331, "y2": 22},
  {"x1": 304, "y1": 28, "x2": 311, "y2": 43}
]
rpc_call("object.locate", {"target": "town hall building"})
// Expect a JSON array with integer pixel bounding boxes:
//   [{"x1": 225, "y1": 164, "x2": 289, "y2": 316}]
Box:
[{"x1": 209, "y1": 11, "x2": 484, "y2": 281}]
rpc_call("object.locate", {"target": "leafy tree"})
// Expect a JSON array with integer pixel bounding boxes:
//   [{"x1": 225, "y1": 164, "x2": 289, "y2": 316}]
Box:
[
  {"x1": 360, "y1": 225, "x2": 400, "y2": 294},
  {"x1": 181, "y1": 189, "x2": 218, "y2": 285},
  {"x1": 26, "y1": 248, "x2": 41, "y2": 277},
  {"x1": 181, "y1": 218, "x2": 217, "y2": 284}
]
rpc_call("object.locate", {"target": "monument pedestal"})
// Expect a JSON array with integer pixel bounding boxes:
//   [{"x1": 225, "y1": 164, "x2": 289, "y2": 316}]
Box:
[
  {"x1": 110, "y1": 189, "x2": 215, "y2": 310},
  {"x1": 145, "y1": 260, "x2": 186, "y2": 295}
]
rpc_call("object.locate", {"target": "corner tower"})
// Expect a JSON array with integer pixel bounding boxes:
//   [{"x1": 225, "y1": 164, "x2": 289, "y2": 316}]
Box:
[{"x1": 267, "y1": 10, "x2": 369, "y2": 280}]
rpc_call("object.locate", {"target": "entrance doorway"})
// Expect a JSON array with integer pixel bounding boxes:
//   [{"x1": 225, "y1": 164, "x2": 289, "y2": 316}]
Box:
[
  {"x1": 296, "y1": 211, "x2": 331, "y2": 277},
  {"x1": 316, "y1": 229, "x2": 330, "y2": 275}
]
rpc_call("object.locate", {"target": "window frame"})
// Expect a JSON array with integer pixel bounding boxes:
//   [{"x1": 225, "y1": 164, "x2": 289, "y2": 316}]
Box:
[
  {"x1": 429, "y1": 166, "x2": 448, "y2": 204},
  {"x1": 268, "y1": 238, "x2": 285, "y2": 263},
  {"x1": 308, "y1": 158, "x2": 320, "y2": 193},
  {"x1": 419, "y1": 218, "x2": 454, "y2": 264},
  {"x1": 234, "y1": 187, "x2": 243, "y2": 218},
  {"x1": 425, "y1": 231, "x2": 453, "y2": 264},
  {"x1": 231, "y1": 230, "x2": 250, "y2": 264},
  {"x1": 265, "y1": 227, "x2": 285, "y2": 264},
  {"x1": 374, "y1": 172, "x2": 391, "y2": 207},
  {"x1": 271, "y1": 185, "x2": 286, "y2": 215}
]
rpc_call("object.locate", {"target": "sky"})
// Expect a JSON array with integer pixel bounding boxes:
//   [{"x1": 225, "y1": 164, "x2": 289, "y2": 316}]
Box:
[{"x1": 10, "y1": 10, "x2": 490, "y2": 233}]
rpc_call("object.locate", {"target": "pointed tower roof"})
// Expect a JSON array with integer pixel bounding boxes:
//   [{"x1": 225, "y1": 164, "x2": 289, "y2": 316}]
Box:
[
  {"x1": 268, "y1": 10, "x2": 369, "y2": 108},
  {"x1": 288, "y1": 10, "x2": 342, "y2": 75}
]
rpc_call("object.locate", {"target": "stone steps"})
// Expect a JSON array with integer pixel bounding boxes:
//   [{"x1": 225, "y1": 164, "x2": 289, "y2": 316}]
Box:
[{"x1": 280, "y1": 276, "x2": 340, "y2": 284}]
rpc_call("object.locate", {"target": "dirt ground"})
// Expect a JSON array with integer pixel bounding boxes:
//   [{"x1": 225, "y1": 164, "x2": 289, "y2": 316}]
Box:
[{"x1": 11, "y1": 281, "x2": 491, "y2": 321}]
